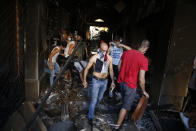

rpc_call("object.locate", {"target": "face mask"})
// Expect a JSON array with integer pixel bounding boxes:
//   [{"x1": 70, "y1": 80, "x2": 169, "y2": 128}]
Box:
[
  {"x1": 68, "y1": 38, "x2": 72, "y2": 41},
  {"x1": 100, "y1": 50, "x2": 106, "y2": 55},
  {"x1": 99, "y1": 50, "x2": 107, "y2": 61}
]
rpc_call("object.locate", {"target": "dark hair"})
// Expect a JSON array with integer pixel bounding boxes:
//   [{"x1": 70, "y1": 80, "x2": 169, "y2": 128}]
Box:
[
  {"x1": 114, "y1": 35, "x2": 120, "y2": 41},
  {"x1": 61, "y1": 41, "x2": 67, "y2": 47},
  {"x1": 141, "y1": 40, "x2": 150, "y2": 48}
]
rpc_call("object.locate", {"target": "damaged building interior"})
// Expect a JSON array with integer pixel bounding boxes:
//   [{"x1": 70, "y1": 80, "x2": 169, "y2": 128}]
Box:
[{"x1": 0, "y1": 0, "x2": 196, "y2": 130}]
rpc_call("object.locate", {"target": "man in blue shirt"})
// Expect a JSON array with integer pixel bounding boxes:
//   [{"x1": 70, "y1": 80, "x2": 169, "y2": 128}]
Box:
[{"x1": 108, "y1": 36, "x2": 131, "y2": 95}]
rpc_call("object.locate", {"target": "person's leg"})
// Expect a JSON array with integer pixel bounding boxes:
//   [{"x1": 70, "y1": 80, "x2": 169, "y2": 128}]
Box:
[
  {"x1": 74, "y1": 62, "x2": 83, "y2": 82},
  {"x1": 74, "y1": 62, "x2": 83, "y2": 73},
  {"x1": 49, "y1": 65, "x2": 55, "y2": 87},
  {"x1": 47, "y1": 61, "x2": 55, "y2": 86},
  {"x1": 88, "y1": 78, "x2": 100, "y2": 119},
  {"x1": 115, "y1": 108, "x2": 127, "y2": 129},
  {"x1": 53, "y1": 62, "x2": 60, "y2": 85},
  {"x1": 67, "y1": 69, "x2": 72, "y2": 81},
  {"x1": 81, "y1": 61, "x2": 88, "y2": 68},
  {"x1": 49, "y1": 70, "x2": 55, "y2": 86},
  {"x1": 115, "y1": 83, "x2": 136, "y2": 129},
  {"x1": 79, "y1": 72, "x2": 83, "y2": 82},
  {"x1": 113, "y1": 65, "x2": 121, "y2": 94},
  {"x1": 96, "y1": 79, "x2": 108, "y2": 106},
  {"x1": 54, "y1": 62, "x2": 60, "y2": 74},
  {"x1": 113, "y1": 65, "x2": 118, "y2": 80}
]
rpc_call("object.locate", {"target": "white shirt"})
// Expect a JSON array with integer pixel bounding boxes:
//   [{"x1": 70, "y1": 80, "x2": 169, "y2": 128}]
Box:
[
  {"x1": 64, "y1": 41, "x2": 75, "y2": 58},
  {"x1": 48, "y1": 46, "x2": 60, "y2": 63}
]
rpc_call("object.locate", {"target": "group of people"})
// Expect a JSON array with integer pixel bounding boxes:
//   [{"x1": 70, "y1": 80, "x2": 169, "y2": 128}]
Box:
[
  {"x1": 47, "y1": 31, "x2": 150, "y2": 130},
  {"x1": 82, "y1": 37, "x2": 150, "y2": 130},
  {"x1": 47, "y1": 30, "x2": 88, "y2": 86}
]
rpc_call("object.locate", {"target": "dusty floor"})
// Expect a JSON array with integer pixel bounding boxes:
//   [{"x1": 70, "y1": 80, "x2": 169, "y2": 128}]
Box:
[
  {"x1": 35, "y1": 66, "x2": 188, "y2": 131},
  {"x1": 35, "y1": 70, "x2": 158, "y2": 131}
]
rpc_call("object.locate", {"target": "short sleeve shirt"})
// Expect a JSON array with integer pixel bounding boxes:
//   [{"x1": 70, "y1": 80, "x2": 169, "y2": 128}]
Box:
[
  {"x1": 110, "y1": 43, "x2": 123, "y2": 65},
  {"x1": 117, "y1": 50, "x2": 148, "y2": 89}
]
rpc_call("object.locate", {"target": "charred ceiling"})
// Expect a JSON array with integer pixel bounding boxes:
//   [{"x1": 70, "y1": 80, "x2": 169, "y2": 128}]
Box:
[{"x1": 47, "y1": 0, "x2": 172, "y2": 30}]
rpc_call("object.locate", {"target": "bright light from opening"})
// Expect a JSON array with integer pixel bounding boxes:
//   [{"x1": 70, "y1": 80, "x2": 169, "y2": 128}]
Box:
[
  {"x1": 95, "y1": 19, "x2": 104, "y2": 22},
  {"x1": 89, "y1": 26, "x2": 109, "y2": 39}
]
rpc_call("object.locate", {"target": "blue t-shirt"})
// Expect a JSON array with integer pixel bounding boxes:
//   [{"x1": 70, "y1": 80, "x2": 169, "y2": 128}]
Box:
[{"x1": 110, "y1": 43, "x2": 123, "y2": 65}]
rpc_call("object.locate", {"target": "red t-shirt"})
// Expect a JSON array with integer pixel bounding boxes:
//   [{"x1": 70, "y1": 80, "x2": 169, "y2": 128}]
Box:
[{"x1": 117, "y1": 50, "x2": 148, "y2": 89}]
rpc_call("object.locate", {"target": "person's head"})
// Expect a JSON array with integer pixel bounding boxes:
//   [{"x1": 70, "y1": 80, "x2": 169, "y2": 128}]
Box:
[
  {"x1": 138, "y1": 40, "x2": 150, "y2": 54},
  {"x1": 76, "y1": 35, "x2": 83, "y2": 41},
  {"x1": 67, "y1": 33, "x2": 73, "y2": 41},
  {"x1": 114, "y1": 35, "x2": 120, "y2": 42},
  {"x1": 100, "y1": 42, "x2": 108, "y2": 52},
  {"x1": 59, "y1": 41, "x2": 67, "y2": 50},
  {"x1": 62, "y1": 29, "x2": 67, "y2": 34},
  {"x1": 61, "y1": 29, "x2": 67, "y2": 36}
]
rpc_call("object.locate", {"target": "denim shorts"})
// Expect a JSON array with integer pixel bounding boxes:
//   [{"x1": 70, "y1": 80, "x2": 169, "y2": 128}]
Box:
[{"x1": 120, "y1": 83, "x2": 136, "y2": 111}]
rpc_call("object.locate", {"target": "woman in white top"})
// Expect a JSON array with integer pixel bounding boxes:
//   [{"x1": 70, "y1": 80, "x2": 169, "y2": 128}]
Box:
[
  {"x1": 48, "y1": 42, "x2": 67, "y2": 86},
  {"x1": 60, "y1": 34, "x2": 76, "y2": 82},
  {"x1": 63, "y1": 34, "x2": 75, "y2": 58}
]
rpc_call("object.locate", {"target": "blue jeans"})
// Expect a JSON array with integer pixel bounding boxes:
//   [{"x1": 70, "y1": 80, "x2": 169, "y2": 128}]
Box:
[
  {"x1": 47, "y1": 61, "x2": 60, "y2": 86},
  {"x1": 88, "y1": 78, "x2": 108, "y2": 119}
]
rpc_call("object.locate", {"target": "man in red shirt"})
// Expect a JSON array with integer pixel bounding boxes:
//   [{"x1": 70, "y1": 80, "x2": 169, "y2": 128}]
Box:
[{"x1": 113, "y1": 40, "x2": 150, "y2": 130}]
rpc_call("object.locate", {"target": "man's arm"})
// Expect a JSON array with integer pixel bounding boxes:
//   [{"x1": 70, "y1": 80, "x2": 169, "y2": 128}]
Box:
[
  {"x1": 107, "y1": 42, "x2": 113, "y2": 55},
  {"x1": 118, "y1": 59, "x2": 122, "y2": 71},
  {"x1": 68, "y1": 42, "x2": 75, "y2": 55},
  {"x1": 116, "y1": 42, "x2": 131, "y2": 50},
  {"x1": 49, "y1": 48, "x2": 59, "y2": 70},
  {"x1": 85, "y1": 47, "x2": 88, "y2": 58},
  {"x1": 120, "y1": 44, "x2": 131, "y2": 50},
  {"x1": 83, "y1": 55, "x2": 95, "y2": 88},
  {"x1": 109, "y1": 56, "x2": 115, "y2": 88},
  {"x1": 139, "y1": 70, "x2": 149, "y2": 98}
]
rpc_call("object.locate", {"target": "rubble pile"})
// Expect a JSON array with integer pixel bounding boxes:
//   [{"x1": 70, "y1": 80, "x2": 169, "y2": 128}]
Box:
[{"x1": 35, "y1": 69, "x2": 156, "y2": 131}]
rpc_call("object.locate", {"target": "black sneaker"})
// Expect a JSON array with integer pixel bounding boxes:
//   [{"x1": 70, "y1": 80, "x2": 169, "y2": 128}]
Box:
[
  {"x1": 88, "y1": 118, "x2": 93, "y2": 126},
  {"x1": 112, "y1": 128, "x2": 120, "y2": 131}
]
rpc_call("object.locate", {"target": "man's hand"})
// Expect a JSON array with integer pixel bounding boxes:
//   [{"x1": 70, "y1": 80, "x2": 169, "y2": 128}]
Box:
[
  {"x1": 109, "y1": 42, "x2": 113, "y2": 46},
  {"x1": 49, "y1": 64, "x2": 54, "y2": 70},
  {"x1": 110, "y1": 81, "x2": 115, "y2": 90},
  {"x1": 143, "y1": 91, "x2": 149, "y2": 98},
  {"x1": 83, "y1": 81, "x2": 88, "y2": 88}
]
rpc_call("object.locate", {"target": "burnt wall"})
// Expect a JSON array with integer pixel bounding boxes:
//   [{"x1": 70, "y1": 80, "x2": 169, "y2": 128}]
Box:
[
  {"x1": 0, "y1": 0, "x2": 25, "y2": 127},
  {"x1": 148, "y1": 1, "x2": 176, "y2": 106},
  {"x1": 159, "y1": 0, "x2": 196, "y2": 111}
]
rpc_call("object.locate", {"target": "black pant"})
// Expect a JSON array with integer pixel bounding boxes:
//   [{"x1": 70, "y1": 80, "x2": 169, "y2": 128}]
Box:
[{"x1": 113, "y1": 64, "x2": 120, "y2": 92}]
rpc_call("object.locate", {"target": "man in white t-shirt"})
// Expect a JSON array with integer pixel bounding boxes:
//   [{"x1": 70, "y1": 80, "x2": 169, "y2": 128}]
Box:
[
  {"x1": 64, "y1": 34, "x2": 75, "y2": 58},
  {"x1": 48, "y1": 42, "x2": 67, "y2": 86}
]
